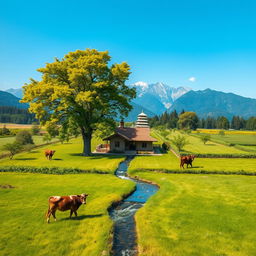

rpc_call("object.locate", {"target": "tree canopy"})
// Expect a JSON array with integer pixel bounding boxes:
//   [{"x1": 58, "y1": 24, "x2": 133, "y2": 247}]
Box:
[{"x1": 21, "y1": 49, "x2": 136, "y2": 155}]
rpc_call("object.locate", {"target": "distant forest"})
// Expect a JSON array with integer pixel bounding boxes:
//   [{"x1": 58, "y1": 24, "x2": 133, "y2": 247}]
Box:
[
  {"x1": 0, "y1": 106, "x2": 36, "y2": 124},
  {"x1": 149, "y1": 110, "x2": 256, "y2": 130}
]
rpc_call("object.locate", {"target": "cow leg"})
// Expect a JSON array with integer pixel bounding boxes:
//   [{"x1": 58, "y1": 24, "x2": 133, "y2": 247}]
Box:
[
  {"x1": 46, "y1": 208, "x2": 51, "y2": 223},
  {"x1": 70, "y1": 210, "x2": 73, "y2": 218},
  {"x1": 74, "y1": 211, "x2": 78, "y2": 217},
  {"x1": 52, "y1": 210, "x2": 57, "y2": 221}
]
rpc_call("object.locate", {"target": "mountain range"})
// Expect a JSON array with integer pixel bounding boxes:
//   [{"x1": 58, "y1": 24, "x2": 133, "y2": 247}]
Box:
[{"x1": 2, "y1": 83, "x2": 256, "y2": 121}]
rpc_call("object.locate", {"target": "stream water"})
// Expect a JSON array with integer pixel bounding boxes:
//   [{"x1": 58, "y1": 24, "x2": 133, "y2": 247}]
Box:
[{"x1": 109, "y1": 157, "x2": 159, "y2": 256}]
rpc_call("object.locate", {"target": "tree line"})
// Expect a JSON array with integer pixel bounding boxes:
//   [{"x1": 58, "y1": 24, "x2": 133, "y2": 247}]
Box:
[
  {"x1": 149, "y1": 110, "x2": 256, "y2": 130},
  {"x1": 0, "y1": 106, "x2": 36, "y2": 124}
]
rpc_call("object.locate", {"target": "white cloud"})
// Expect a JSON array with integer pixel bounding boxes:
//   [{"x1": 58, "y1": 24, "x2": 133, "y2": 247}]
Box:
[{"x1": 188, "y1": 77, "x2": 196, "y2": 82}]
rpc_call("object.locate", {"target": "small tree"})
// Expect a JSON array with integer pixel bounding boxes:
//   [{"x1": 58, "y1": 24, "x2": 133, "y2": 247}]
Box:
[
  {"x1": 3, "y1": 142, "x2": 23, "y2": 159},
  {"x1": 2, "y1": 125, "x2": 10, "y2": 135},
  {"x1": 31, "y1": 123, "x2": 40, "y2": 135},
  {"x1": 45, "y1": 122, "x2": 59, "y2": 138},
  {"x1": 201, "y1": 134, "x2": 211, "y2": 144},
  {"x1": 43, "y1": 134, "x2": 52, "y2": 143},
  {"x1": 171, "y1": 135, "x2": 189, "y2": 152},
  {"x1": 16, "y1": 130, "x2": 34, "y2": 145},
  {"x1": 219, "y1": 130, "x2": 225, "y2": 136}
]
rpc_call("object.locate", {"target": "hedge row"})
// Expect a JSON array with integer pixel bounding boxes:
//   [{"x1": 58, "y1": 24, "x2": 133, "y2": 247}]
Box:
[
  {"x1": 180, "y1": 153, "x2": 256, "y2": 158},
  {"x1": 132, "y1": 168, "x2": 256, "y2": 176},
  {"x1": 0, "y1": 166, "x2": 109, "y2": 175}
]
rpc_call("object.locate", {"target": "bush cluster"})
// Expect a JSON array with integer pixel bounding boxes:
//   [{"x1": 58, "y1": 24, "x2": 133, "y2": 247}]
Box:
[{"x1": 0, "y1": 166, "x2": 109, "y2": 174}]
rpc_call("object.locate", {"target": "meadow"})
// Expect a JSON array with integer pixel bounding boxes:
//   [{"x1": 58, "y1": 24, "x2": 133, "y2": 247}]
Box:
[
  {"x1": 0, "y1": 172, "x2": 134, "y2": 256},
  {"x1": 153, "y1": 129, "x2": 256, "y2": 156},
  {"x1": 0, "y1": 137, "x2": 125, "y2": 174},
  {"x1": 129, "y1": 152, "x2": 256, "y2": 175},
  {"x1": 130, "y1": 171, "x2": 256, "y2": 256}
]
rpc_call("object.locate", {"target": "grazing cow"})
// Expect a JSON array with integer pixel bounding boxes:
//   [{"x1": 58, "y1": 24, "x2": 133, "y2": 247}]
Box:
[
  {"x1": 180, "y1": 155, "x2": 195, "y2": 169},
  {"x1": 45, "y1": 150, "x2": 56, "y2": 160},
  {"x1": 46, "y1": 194, "x2": 88, "y2": 223}
]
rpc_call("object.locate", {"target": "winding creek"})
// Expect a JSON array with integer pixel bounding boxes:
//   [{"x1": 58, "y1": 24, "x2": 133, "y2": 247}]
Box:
[{"x1": 109, "y1": 156, "x2": 159, "y2": 256}]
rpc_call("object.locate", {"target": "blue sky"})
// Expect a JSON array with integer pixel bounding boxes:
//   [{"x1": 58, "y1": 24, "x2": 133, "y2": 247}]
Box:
[{"x1": 1, "y1": 0, "x2": 256, "y2": 98}]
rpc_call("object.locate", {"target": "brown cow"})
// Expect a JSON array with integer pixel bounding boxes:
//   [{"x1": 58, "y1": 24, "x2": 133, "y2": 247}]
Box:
[
  {"x1": 46, "y1": 194, "x2": 88, "y2": 223},
  {"x1": 45, "y1": 150, "x2": 56, "y2": 160},
  {"x1": 180, "y1": 155, "x2": 195, "y2": 169}
]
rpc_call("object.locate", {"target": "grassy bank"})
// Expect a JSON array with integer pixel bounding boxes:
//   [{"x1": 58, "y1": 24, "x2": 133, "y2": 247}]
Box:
[
  {"x1": 0, "y1": 137, "x2": 125, "y2": 174},
  {"x1": 130, "y1": 171, "x2": 256, "y2": 256},
  {"x1": 129, "y1": 152, "x2": 256, "y2": 175},
  {"x1": 0, "y1": 172, "x2": 135, "y2": 256}
]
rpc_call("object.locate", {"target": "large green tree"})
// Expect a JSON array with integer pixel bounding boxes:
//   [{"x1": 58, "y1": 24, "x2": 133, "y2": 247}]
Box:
[
  {"x1": 178, "y1": 111, "x2": 199, "y2": 130},
  {"x1": 21, "y1": 49, "x2": 136, "y2": 155}
]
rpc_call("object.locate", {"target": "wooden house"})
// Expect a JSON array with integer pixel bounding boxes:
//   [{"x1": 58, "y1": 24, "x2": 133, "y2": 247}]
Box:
[{"x1": 102, "y1": 112, "x2": 157, "y2": 154}]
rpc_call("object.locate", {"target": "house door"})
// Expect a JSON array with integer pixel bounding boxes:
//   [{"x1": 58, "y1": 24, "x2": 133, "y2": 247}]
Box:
[{"x1": 125, "y1": 142, "x2": 136, "y2": 150}]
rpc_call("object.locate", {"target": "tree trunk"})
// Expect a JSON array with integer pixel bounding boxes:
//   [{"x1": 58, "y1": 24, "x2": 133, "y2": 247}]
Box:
[{"x1": 81, "y1": 131, "x2": 92, "y2": 156}]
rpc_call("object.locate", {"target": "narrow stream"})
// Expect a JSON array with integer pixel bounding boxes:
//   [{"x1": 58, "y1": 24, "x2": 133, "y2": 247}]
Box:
[{"x1": 109, "y1": 156, "x2": 159, "y2": 256}]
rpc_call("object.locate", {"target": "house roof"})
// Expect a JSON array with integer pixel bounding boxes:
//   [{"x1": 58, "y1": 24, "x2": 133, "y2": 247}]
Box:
[{"x1": 104, "y1": 127, "x2": 157, "y2": 142}]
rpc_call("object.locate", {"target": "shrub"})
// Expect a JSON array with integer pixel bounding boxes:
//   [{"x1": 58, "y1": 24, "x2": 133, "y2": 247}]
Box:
[
  {"x1": 171, "y1": 135, "x2": 189, "y2": 152},
  {"x1": 43, "y1": 133, "x2": 52, "y2": 143},
  {"x1": 0, "y1": 125, "x2": 11, "y2": 136},
  {"x1": 2, "y1": 142, "x2": 23, "y2": 159},
  {"x1": 219, "y1": 130, "x2": 225, "y2": 136},
  {"x1": 16, "y1": 130, "x2": 34, "y2": 145},
  {"x1": 162, "y1": 142, "x2": 170, "y2": 152},
  {"x1": 31, "y1": 123, "x2": 40, "y2": 135},
  {"x1": 200, "y1": 134, "x2": 211, "y2": 144}
]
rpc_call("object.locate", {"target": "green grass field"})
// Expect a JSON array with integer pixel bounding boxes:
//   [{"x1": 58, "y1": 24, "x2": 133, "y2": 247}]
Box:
[
  {"x1": 129, "y1": 152, "x2": 256, "y2": 175},
  {"x1": 130, "y1": 171, "x2": 256, "y2": 256},
  {"x1": 0, "y1": 172, "x2": 134, "y2": 256},
  {"x1": 0, "y1": 136, "x2": 59, "y2": 156},
  {"x1": 153, "y1": 130, "x2": 256, "y2": 156},
  {"x1": 196, "y1": 133, "x2": 256, "y2": 146},
  {"x1": 0, "y1": 137, "x2": 124, "y2": 174}
]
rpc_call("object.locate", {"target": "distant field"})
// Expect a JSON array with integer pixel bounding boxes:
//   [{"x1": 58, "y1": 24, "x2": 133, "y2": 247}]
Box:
[
  {"x1": 131, "y1": 171, "x2": 256, "y2": 256},
  {"x1": 194, "y1": 128, "x2": 256, "y2": 135},
  {"x1": 153, "y1": 130, "x2": 255, "y2": 156},
  {"x1": 129, "y1": 152, "x2": 256, "y2": 175},
  {"x1": 194, "y1": 133, "x2": 256, "y2": 146},
  {"x1": 0, "y1": 172, "x2": 134, "y2": 256},
  {"x1": 0, "y1": 137, "x2": 124, "y2": 174},
  {"x1": 0, "y1": 123, "x2": 34, "y2": 129}
]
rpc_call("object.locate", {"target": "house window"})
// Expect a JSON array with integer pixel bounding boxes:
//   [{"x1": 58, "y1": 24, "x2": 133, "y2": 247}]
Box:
[
  {"x1": 142, "y1": 142, "x2": 147, "y2": 148},
  {"x1": 115, "y1": 141, "x2": 120, "y2": 148}
]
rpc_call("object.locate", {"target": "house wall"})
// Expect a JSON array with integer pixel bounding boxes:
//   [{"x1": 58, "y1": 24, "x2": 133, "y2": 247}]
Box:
[
  {"x1": 110, "y1": 136, "x2": 125, "y2": 153},
  {"x1": 135, "y1": 141, "x2": 153, "y2": 151}
]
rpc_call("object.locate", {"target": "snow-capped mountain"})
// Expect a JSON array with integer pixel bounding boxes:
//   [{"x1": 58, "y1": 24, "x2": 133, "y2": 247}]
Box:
[{"x1": 130, "y1": 82, "x2": 191, "y2": 115}]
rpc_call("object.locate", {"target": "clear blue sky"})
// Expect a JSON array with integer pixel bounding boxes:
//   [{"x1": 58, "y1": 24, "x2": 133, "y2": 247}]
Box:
[{"x1": 1, "y1": 0, "x2": 256, "y2": 98}]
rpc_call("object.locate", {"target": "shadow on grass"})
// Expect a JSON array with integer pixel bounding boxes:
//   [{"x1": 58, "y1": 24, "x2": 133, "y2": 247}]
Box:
[
  {"x1": 15, "y1": 157, "x2": 37, "y2": 161},
  {"x1": 60, "y1": 214, "x2": 103, "y2": 221},
  {"x1": 52, "y1": 158, "x2": 63, "y2": 161}
]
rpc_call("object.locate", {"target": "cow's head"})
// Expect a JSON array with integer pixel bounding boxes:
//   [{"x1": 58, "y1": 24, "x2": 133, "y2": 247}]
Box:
[
  {"x1": 79, "y1": 193, "x2": 89, "y2": 204},
  {"x1": 190, "y1": 155, "x2": 195, "y2": 160}
]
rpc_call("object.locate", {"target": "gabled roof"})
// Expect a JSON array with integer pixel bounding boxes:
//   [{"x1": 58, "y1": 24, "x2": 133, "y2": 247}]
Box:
[{"x1": 104, "y1": 127, "x2": 157, "y2": 142}]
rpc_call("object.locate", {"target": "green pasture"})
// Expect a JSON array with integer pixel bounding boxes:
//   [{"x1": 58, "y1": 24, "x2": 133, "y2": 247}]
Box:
[
  {"x1": 171, "y1": 132, "x2": 252, "y2": 155},
  {"x1": 153, "y1": 129, "x2": 255, "y2": 155},
  {"x1": 0, "y1": 137, "x2": 124, "y2": 174},
  {"x1": 195, "y1": 133, "x2": 256, "y2": 146},
  {"x1": 131, "y1": 171, "x2": 256, "y2": 256},
  {"x1": 0, "y1": 136, "x2": 58, "y2": 155},
  {"x1": 0, "y1": 172, "x2": 134, "y2": 256},
  {"x1": 129, "y1": 152, "x2": 256, "y2": 175}
]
